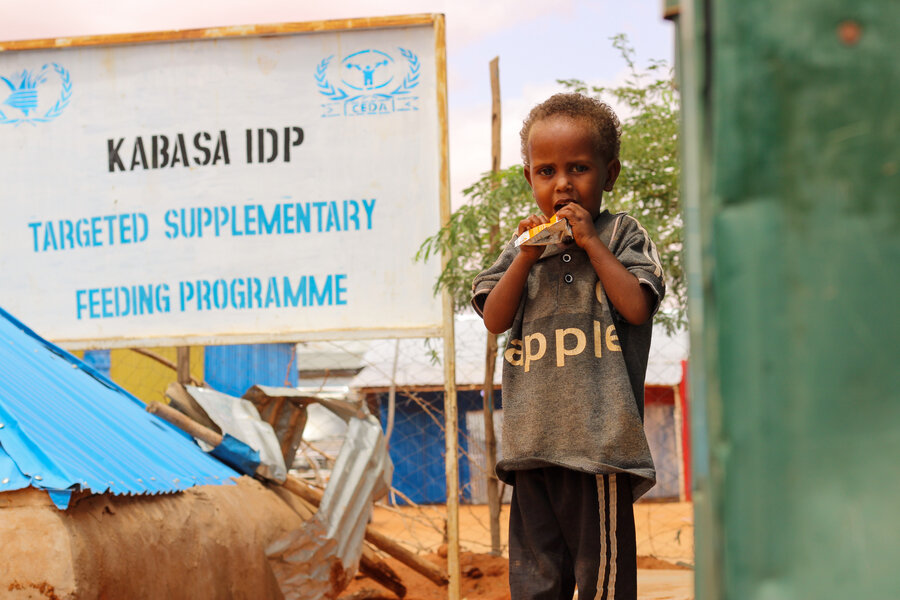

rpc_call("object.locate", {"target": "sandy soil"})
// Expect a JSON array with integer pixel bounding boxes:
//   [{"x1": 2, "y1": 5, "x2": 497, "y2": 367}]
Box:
[
  {"x1": 1, "y1": 477, "x2": 302, "y2": 599},
  {"x1": 341, "y1": 550, "x2": 692, "y2": 600},
  {"x1": 2, "y1": 478, "x2": 692, "y2": 599},
  {"x1": 340, "y1": 502, "x2": 694, "y2": 600}
]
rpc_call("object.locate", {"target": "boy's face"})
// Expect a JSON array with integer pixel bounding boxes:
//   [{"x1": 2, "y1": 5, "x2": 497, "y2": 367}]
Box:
[{"x1": 523, "y1": 116, "x2": 621, "y2": 220}]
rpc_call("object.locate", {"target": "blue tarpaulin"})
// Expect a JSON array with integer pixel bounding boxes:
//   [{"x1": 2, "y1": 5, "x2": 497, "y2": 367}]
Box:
[{"x1": 210, "y1": 433, "x2": 261, "y2": 476}]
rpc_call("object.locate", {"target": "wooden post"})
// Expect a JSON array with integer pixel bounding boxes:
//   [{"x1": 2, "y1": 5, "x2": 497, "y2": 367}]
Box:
[
  {"x1": 490, "y1": 57, "x2": 502, "y2": 176},
  {"x1": 176, "y1": 346, "x2": 191, "y2": 385},
  {"x1": 132, "y1": 347, "x2": 205, "y2": 387},
  {"x1": 434, "y1": 13, "x2": 460, "y2": 600},
  {"x1": 165, "y1": 382, "x2": 219, "y2": 432},
  {"x1": 147, "y1": 401, "x2": 222, "y2": 447},
  {"x1": 484, "y1": 56, "x2": 503, "y2": 557},
  {"x1": 673, "y1": 383, "x2": 687, "y2": 502}
]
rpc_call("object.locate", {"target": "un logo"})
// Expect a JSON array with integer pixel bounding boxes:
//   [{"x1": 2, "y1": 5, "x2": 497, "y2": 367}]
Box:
[
  {"x1": 0, "y1": 63, "x2": 72, "y2": 125},
  {"x1": 316, "y1": 47, "x2": 420, "y2": 117},
  {"x1": 341, "y1": 50, "x2": 395, "y2": 91}
]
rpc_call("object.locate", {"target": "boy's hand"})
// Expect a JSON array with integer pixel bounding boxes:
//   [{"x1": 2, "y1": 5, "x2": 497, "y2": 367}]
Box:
[
  {"x1": 516, "y1": 214, "x2": 549, "y2": 261},
  {"x1": 555, "y1": 203, "x2": 655, "y2": 325},
  {"x1": 555, "y1": 203, "x2": 600, "y2": 249},
  {"x1": 481, "y1": 214, "x2": 547, "y2": 334}
]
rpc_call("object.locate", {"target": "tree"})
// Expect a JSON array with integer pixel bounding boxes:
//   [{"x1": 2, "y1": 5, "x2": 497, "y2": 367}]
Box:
[
  {"x1": 419, "y1": 34, "x2": 683, "y2": 332},
  {"x1": 559, "y1": 33, "x2": 683, "y2": 332},
  {"x1": 416, "y1": 164, "x2": 533, "y2": 311}
]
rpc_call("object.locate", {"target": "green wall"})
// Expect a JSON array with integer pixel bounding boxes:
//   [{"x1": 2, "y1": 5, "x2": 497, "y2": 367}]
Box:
[{"x1": 675, "y1": 1, "x2": 900, "y2": 597}]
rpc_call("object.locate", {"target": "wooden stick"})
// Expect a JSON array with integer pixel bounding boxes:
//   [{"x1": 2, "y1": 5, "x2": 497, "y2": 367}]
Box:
[
  {"x1": 282, "y1": 476, "x2": 449, "y2": 587},
  {"x1": 131, "y1": 347, "x2": 206, "y2": 387},
  {"x1": 364, "y1": 526, "x2": 449, "y2": 588},
  {"x1": 484, "y1": 55, "x2": 503, "y2": 557},
  {"x1": 269, "y1": 485, "x2": 407, "y2": 597},
  {"x1": 147, "y1": 402, "x2": 222, "y2": 447},
  {"x1": 270, "y1": 484, "x2": 316, "y2": 521},
  {"x1": 146, "y1": 403, "x2": 448, "y2": 588},
  {"x1": 165, "y1": 383, "x2": 221, "y2": 433},
  {"x1": 303, "y1": 439, "x2": 336, "y2": 462},
  {"x1": 359, "y1": 545, "x2": 407, "y2": 598},
  {"x1": 434, "y1": 15, "x2": 461, "y2": 597},
  {"x1": 176, "y1": 346, "x2": 191, "y2": 385}
]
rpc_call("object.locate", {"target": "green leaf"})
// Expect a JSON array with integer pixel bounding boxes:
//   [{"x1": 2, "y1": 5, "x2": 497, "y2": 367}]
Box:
[{"x1": 417, "y1": 34, "x2": 685, "y2": 333}]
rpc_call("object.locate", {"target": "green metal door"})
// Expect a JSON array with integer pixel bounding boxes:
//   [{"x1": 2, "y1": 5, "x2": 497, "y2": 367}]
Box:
[{"x1": 674, "y1": 1, "x2": 900, "y2": 598}]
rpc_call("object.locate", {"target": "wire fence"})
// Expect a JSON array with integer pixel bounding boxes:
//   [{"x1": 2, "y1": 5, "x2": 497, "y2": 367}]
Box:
[{"x1": 90, "y1": 310, "x2": 693, "y2": 567}]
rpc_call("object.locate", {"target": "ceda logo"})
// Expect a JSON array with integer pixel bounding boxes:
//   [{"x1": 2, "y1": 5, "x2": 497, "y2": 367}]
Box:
[
  {"x1": 316, "y1": 48, "x2": 420, "y2": 117},
  {"x1": 0, "y1": 63, "x2": 72, "y2": 125}
]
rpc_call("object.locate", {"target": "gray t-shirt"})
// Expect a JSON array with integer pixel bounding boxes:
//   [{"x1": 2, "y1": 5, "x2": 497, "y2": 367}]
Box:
[{"x1": 472, "y1": 210, "x2": 665, "y2": 500}]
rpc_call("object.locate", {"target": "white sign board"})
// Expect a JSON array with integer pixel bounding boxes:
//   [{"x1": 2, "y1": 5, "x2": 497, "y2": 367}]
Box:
[{"x1": 0, "y1": 17, "x2": 448, "y2": 347}]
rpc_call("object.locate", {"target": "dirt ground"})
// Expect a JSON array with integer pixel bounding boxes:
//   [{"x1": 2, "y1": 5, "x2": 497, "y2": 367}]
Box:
[
  {"x1": 341, "y1": 502, "x2": 694, "y2": 600},
  {"x1": 0, "y1": 477, "x2": 302, "y2": 599}
]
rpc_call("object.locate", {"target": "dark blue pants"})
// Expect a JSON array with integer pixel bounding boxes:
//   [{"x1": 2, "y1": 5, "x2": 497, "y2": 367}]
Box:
[{"x1": 509, "y1": 468, "x2": 637, "y2": 599}]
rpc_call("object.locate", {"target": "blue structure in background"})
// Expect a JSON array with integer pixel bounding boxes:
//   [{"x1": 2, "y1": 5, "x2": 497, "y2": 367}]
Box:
[
  {"x1": 81, "y1": 349, "x2": 111, "y2": 378},
  {"x1": 204, "y1": 343, "x2": 298, "y2": 397},
  {"x1": 0, "y1": 306, "x2": 239, "y2": 510},
  {"x1": 377, "y1": 389, "x2": 501, "y2": 504}
]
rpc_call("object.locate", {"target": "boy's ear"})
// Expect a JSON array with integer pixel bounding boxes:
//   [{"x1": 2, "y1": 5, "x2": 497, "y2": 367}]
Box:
[
  {"x1": 604, "y1": 158, "x2": 622, "y2": 192},
  {"x1": 523, "y1": 164, "x2": 533, "y2": 187}
]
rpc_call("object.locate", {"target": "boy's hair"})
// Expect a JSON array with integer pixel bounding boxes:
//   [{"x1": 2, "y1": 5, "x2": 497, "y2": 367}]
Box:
[{"x1": 520, "y1": 93, "x2": 621, "y2": 165}]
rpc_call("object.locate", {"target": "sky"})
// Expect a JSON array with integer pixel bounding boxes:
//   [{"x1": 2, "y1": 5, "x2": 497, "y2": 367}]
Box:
[{"x1": 2, "y1": 0, "x2": 675, "y2": 207}]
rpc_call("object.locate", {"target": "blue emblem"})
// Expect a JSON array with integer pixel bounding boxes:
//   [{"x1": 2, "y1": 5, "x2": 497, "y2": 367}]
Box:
[
  {"x1": 0, "y1": 63, "x2": 72, "y2": 126},
  {"x1": 316, "y1": 48, "x2": 420, "y2": 117}
]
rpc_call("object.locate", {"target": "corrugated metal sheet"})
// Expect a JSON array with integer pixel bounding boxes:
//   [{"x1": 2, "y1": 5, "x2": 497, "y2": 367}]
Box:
[
  {"x1": 205, "y1": 343, "x2": 298, "y2": 397},
  {"x1": 0, "y1": 307, "x2": 239, "y2": 509},
  {"x1": 267, "y1": 408, "x2": 392, "y2": 597},
  {"x1": 348, "y1": 313, "x2": 688, "y2": 389},
  {"x1": 349, "y1": 314, "x2": 501, "y2": 389},
  {"x1": 81, "y1": 349, "x2": 111, "y2": 378},
  {"x1": 376, "y1": 390, "x2": 479, "y2": 504},
  {"x1": 185, "y1": 385, "x2": 287, "y2": 482}
]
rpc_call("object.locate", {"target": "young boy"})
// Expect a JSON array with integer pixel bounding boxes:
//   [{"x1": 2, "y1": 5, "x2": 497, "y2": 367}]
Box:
[{"x1": 471, "y1": 93, "x2": 665, "y2": 599}]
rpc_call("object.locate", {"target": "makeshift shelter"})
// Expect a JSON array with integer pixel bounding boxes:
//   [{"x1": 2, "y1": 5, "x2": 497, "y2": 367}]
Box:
[{"x1": 0, "y1": 307, "x2": 303, "y2": 598}]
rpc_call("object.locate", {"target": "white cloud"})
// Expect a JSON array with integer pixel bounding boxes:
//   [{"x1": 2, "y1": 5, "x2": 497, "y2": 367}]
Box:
[
  {"x1": 3, "y1": 0, "x2": 653, "y2": 217},
  {"x1": 448, "y1": 68, "x2": 634, "y2": 211}
]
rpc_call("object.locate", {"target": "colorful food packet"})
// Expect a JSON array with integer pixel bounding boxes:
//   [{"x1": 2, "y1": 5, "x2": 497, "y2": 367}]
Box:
[{"x1": 514, "y1": 215, "x2": 573, "y2": 247}]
